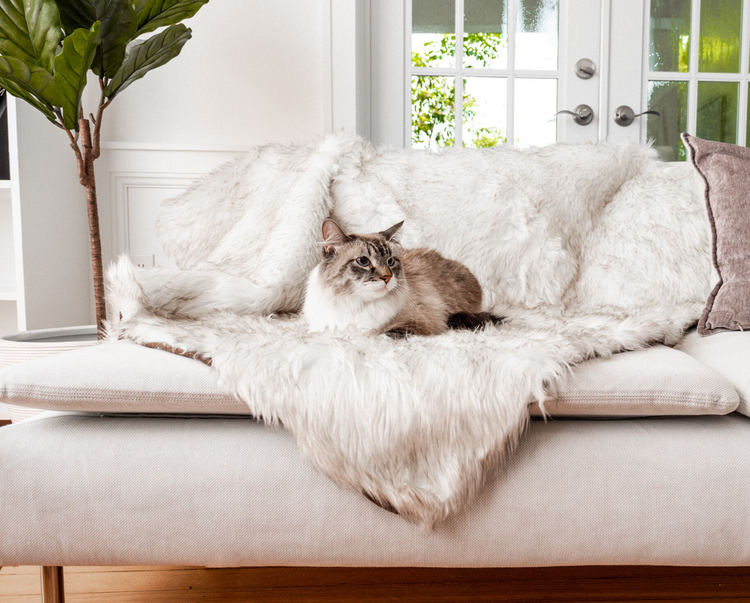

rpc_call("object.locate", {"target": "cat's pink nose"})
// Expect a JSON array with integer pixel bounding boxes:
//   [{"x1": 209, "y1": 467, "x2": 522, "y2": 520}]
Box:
[{"x1": 381, "y1": 274, "x2": 391, "y2": 284}]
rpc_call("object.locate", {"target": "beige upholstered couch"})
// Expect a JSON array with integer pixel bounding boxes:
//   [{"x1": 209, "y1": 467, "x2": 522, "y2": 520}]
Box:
[
  {"x1": 1, "y1": 138, "x2": 749, "y2": 597},
  {"x1": 0, "y1": 326, "x2": 748, "y2": 578}
]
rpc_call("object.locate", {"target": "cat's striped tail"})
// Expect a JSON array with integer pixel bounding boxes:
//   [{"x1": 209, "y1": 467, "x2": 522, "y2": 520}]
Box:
[{"x1": 447, "y1": 312, "x2": 505, "y2": 332}]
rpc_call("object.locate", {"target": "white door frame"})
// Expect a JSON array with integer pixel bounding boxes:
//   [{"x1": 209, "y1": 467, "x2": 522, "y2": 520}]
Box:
[
  {"x1": 605, "y1": 0, "x2": 648, "y2": 144},
  {"x1": 322, "y1": 0, "x2": 372, "y2": 138}
]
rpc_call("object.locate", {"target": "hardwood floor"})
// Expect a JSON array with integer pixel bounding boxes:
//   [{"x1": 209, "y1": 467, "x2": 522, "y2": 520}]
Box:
[{"x1": 2, "y1": 565, "x2": 750, "y2": 602}]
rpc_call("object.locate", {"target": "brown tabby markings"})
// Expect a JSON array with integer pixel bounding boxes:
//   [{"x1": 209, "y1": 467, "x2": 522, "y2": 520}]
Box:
[
  {"x1": 386, "y1": 247, "x2": 483, "y2": 335},
  {"x1": 315, "y1": 220, "x2": 501, "y2": 336}
]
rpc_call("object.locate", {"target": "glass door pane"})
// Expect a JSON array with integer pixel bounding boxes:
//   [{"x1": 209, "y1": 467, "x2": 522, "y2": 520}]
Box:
[
  {"x1": 462, "y1": 77, "x2": 508, "y2": 146},
  {"x1": 698, "y1": 0, "x2": 742, "y2": 73},
  {"x1": 515, "y1": 78, "x2": 557, "y2": 145},
  {"x1": 410, "y1": 0, "x2": 559, "y2": 149},
  {"x1": 515, "y1": 0, "x2": 559, "y2": 70},
  {"x1": 649, "y1": 0, "x2": 691, "y2": 72},
  {"x1": 412, "y1": 0, "x2": 456, "y2": 68},
  {"x1": 647, "y1": 80, "x2": 688, "y2": 160},
  {"x1": 412, "y1": 76, "x2": 457, "y2": 149},
  {"x1": 696, "y1": 81, "x2": 739, "y2": 143},
  {"x1": 464, "y1": 0, "x2": 508, "y2": 68}
]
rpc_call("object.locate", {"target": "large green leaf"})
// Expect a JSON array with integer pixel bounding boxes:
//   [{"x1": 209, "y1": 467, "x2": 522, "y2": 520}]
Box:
[
  {"x1": 0, "y1": 55, "x2": 61, "y2": 120},
  {"x1": 104, "y1": 23, "x2": 190, "y2": 99},
  {"x1": 0, "y1": 0, "x2": 62, "y2": 73},
  {"x1": 133, "y1": 0, "x2": 208, "y2": 37},
  {"x1": 53, "y1": 22, "x2": 100, "y2": 129},
  {"x1": 54, "y1": 0, "x2": 136, "y2": 77},
  {"x1": 54, "y1": 0, "x2": 94, "y2": 34}
]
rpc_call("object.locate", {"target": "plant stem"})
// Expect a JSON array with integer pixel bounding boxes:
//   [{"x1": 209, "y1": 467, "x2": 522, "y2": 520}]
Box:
[
  {"x1": 86, "y1": 189, "x2": 106, "y2": 335},
  {"x1": 66, "y1": 88, "x2": 109, "y2": 338},
  {"x1": 77, "y1": 117, "x2": 106, "y2": 337}
]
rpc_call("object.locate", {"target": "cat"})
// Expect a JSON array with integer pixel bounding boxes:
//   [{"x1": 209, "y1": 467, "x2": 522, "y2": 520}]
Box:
[{"x1": 302, "y1": 219, "x2": 503, "y2": 336}]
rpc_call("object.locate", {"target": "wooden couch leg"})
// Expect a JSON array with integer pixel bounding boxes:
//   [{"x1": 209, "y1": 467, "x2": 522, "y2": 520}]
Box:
[{"x1": 40, "y1": 566, "x2": 65, "y2": 603}]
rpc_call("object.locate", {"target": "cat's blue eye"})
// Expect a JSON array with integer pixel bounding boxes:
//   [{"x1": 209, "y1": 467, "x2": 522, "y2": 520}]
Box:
[
  {"x1": 387, "y1": 257, "x2": 395, "y2": 267},
  {"x1": 356, "y1": 257, "x2": 370, "y2": 267}
]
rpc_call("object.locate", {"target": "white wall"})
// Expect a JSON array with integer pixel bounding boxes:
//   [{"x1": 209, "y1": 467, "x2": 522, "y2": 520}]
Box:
[{"x1": 103, "y1": 0, "x2": 326, "y2": 148}]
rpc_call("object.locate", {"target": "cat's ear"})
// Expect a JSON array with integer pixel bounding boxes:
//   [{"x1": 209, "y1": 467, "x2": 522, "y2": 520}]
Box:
[
  {"x1": 379, "y1": 221, "x2": 404, "y2": 241},
  {"x1": 322, "y1": 219, "x2": 348, "y2": 253}
]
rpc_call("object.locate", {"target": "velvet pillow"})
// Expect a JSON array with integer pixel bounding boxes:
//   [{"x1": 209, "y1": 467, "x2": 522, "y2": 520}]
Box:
[{"x1": 682, "y1": 133, "x2": 750, "y2": 334}]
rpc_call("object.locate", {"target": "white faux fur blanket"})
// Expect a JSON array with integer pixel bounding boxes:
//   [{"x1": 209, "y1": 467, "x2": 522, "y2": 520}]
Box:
[{"x1": 106, "y1": 134, "x2": 710, "y2": 529}]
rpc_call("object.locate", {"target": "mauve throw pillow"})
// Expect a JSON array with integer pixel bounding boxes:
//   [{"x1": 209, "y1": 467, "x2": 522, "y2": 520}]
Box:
[{"x1": 682, "y1": 133, "x2": 750, "y2": 334}]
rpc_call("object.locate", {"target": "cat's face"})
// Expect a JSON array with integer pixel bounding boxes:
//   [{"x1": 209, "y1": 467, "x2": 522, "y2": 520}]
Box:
[{"x1": 317, "y1": 220, "x2": 404, "y2": 301}]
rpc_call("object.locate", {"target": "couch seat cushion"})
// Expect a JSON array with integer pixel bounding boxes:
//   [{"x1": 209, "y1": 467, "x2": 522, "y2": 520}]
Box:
[
  {"x1": 0, "y1": 340, "x2": 246, "y2": 416},
  {"x1": 531, "y1": 343, "x2": 739, "y2": 417},
  {"x1": 676, "y1": 327, "x2": 750, "y2": 417},
  {"x1": 2, "y1": 412, "x2": 750, "y2": 567},
  {"x1": 0, "y1": 340, "x2": 739, "y2": 418}
]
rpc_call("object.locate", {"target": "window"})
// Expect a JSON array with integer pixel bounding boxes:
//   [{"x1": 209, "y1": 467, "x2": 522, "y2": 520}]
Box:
[
  {"x1": 410, "y1": 0, "x2": 560, "y2": 149},
  {"x1": 647, "y1": 0, "x2": 750, "y2": 160}
]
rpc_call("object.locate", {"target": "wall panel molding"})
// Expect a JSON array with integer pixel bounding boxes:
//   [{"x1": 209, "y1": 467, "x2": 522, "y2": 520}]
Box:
[
  {"x1": 109, "y1": 172, "x2": 204, "y2": 264},
  {"x1": 103, "y1": 147, "x2": 240, "y2": 268},
  {"x1": 102, "y1": 142, "x2": 252, "y2": 153}
]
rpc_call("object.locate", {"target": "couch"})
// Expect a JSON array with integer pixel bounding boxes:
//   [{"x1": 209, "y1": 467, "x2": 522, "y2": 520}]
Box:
[{"x1": 1, "y1": 135, "x2": 749, "y2": 600}]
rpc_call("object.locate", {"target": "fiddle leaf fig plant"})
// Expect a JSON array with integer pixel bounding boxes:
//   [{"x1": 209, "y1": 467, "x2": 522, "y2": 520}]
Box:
[{"x1": 0, "y1": 0, "x2": 209, "y2": 336}]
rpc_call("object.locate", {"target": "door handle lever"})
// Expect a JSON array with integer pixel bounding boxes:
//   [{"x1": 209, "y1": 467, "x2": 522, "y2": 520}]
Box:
[
  {"x1": 556, "y1": 104, "x2": 594, "y2": 125},
  {"x1": 614, "y1": 105, "x2": 660, "y2": 127}
]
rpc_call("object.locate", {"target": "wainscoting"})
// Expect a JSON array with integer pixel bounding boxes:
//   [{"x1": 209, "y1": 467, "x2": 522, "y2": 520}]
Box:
[
  {"x1": 99, "y1": 143, "x2": 246, "y2": 268},
  {"x1": 2, "y1": 565, "x2": 750, "y2": 602}
]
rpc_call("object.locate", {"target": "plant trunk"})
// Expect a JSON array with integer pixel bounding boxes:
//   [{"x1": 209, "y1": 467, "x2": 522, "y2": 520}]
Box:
[
  {"x1": 83, "y1": 168, "x2": 106, "y2": 337},
  {"x1": 75, "y1": 117, "x2": 107, "y2": 339}
]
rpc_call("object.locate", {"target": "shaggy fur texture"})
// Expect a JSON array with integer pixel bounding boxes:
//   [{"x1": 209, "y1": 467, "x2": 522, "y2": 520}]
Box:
[{"x1": 106, "y1": 134, "x2": 711, "y2": 529}]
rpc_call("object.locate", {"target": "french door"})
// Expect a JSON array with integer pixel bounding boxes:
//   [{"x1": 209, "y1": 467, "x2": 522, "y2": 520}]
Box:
[
  {"x1": 370, "y1": 0, "x2": 617, "y2": 148},
  {"x1": 369, "y1": 0, "x2": 750, "y2": 161},
  {"x1": 638, "y1": 0, "x2": 750, "y2": 160}
]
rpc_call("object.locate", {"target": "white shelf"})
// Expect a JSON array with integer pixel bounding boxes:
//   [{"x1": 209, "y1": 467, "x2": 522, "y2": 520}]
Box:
[
  {"x1": 0, "y1": 288, "x2": 16, "y2": 301},
  {"x1": 0, "y1": 180, "x2": 10, "y2": 189}
]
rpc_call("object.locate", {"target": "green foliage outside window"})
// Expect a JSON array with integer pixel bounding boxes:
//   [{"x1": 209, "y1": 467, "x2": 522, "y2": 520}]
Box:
[{"x1": 412, "y1": 33, "x2": 507, "y2": 149}]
